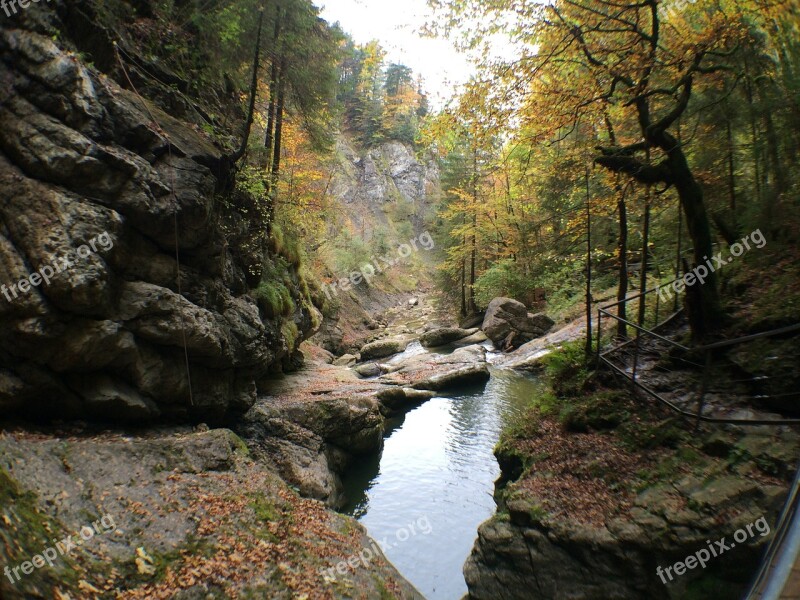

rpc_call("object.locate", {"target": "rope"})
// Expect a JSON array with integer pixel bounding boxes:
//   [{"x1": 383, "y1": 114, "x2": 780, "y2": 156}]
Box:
[{"x1": 113, "y1": 42, "x2": 195, "y2": 408}]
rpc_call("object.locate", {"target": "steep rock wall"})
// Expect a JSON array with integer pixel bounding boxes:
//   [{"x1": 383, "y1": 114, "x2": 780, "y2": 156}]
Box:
[{"x1": 0, "y1": 8, "x2": 317, "y2": 422}]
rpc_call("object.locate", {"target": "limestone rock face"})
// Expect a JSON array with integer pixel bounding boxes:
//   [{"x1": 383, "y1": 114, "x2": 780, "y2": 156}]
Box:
[
  {"x1": 0, "y1": 428, "x2": 423, "y2": 599},
  {"x1": 482, "y1": 297, "x2": 555, "y2": 350},
  {"x1": 464, "y1": 427, "x2": 798, "y2": 600},
  {"x1": 328, "y1": 136, "x2": 439, "y2": 247},
  {"x1": 239, "y1": 393, "x2": 385, "y2": 507},
  {"x1": 0, "y1": 21, "x2": 315, "y2": 422}
]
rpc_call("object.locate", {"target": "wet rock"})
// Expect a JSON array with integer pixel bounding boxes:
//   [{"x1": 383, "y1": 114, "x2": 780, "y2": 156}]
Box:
[
  {"x1": 419, "y1": 327, "x2": 475, "y2": 348},
  {"x1": 332, "y1": 354, "x2": 358, "y2": 367},
  {"x1": 376, "y1": 386, "x2": 436, "y2": 414},
  {"x1": 359, "y1": 338, "x2": 409, "y2": 361},
  {"x1": 380, "y1": 345, "x2": 491, "y2": 392},
  {"x1": 411, "y1": 364, "x2": 490, "y2": 391},
  {"x1": 354, "y1": 363, "x2": 382, "y2": 378},
  {"x1": 239, "y1": 393, "x2": 384, "y2": 507}
]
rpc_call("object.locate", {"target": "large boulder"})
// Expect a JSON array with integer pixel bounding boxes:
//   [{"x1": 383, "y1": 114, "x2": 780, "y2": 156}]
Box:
[
  {"x1": 419, "y1": 327, "x2": 477, "y2": 348},
  {"x1": 379, "y1": 345, "x2": 491, "y2": 392},
  {"x1": 359, "y1": 338, "x2": 409, "y2": 361},
  {"x1": 482, "y1": 298, "x2": 555, "y2": 350}
]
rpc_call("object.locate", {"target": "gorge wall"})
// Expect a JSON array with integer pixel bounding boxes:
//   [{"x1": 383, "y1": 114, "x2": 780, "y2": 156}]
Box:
[
  {"x1": 313, "y1": 134, "x2": 441, "y2": 355},
  {"x1": 0, "y1": 4, "x2": 319, "y2": 423}
]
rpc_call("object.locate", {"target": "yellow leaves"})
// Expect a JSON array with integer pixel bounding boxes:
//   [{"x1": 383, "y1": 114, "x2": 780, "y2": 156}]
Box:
[
  {"x1": 275, "y1": 115, "x2": 331, "y2": 243},
  {"x1": 135, "y1": 547, "x2": 156, "y2": 576},
  {"x1": 77, "y1": 580, "x2": 102, "y2": 595}
]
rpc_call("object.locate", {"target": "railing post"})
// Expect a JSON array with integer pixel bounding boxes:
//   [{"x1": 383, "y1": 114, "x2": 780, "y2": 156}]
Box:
[
  {"x1": 654, "y1": 287, "x2": 660, "y2": 327},
  {"x1": 596, "y1": 309, "x2": 603, "y2": 362},
  {"x1": 694, "y1": 349, "x2": 713, "y2": 432},
  {"x1": 632, "y1": 334, "x2": 640, "y2": 383}
]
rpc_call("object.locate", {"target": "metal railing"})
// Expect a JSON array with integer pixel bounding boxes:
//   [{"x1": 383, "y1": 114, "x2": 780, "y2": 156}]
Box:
[
  {"x1": 596, "y1": 281, "x2": 800, "y2": 427},
  {"x1": 744, "y1": 460, "x2": 800, "y2": 599}
]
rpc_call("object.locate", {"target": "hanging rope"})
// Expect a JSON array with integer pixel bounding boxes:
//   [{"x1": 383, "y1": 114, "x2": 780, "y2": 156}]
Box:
[{"x1": 113, "y1": 42, "x2": 195, "y2": 408}]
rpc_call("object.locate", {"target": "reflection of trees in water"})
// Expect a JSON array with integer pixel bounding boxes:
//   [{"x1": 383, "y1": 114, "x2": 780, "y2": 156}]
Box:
[
  {"x1": 445, "y1": 371, "x2": 543, "y2": 463},
  {"x1": 341, "y1": 371, "x2": 543, "y2": 517},
  {"x1": 340, "y1": 449, "x2": 382, "y2": 518},
  {"x1": 341, "y1": 414, "x2": 408, "y2": 518}
]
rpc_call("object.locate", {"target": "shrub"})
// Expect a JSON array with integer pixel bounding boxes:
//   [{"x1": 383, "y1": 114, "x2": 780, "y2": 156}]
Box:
[
  {"x1": 253, "y1": 280, "x2": 294, "y2": 318},
  {"x1": 473, "y1": 259, "x2": 528, "y2": 307}
]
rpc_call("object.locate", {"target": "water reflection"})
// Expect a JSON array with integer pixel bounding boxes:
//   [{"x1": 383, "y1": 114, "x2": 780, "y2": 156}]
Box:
[{"x1": 341, "y1": 368, "x2": 545, "y2": 599}]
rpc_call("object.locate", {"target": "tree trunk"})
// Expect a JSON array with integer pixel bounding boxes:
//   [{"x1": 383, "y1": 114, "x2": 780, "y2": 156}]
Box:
[
  {"x1": 585, "y1": 170, "x2": 592, "y2": 357},
  {"x1": 461, "y1": 239, "x2": 467, "y2": 317},
  {"x1": 668, "y1": 145, "x2": 722, "y2": 338},
  {"x1": 725, "y1": 112, "x2": 737, "y2": 216},
  {"x1": 228, "y1": 7, "x2": 264, "y2": 164},
  {"x1": 469, "y1": 218, "x2": 477, "y2": 315},
  {"x1": 617, "y1": 189, "x2": 628, "y2": 339},
  {"x1": 638, "y1": 197, "x2": 650, "y2": 327},
  {"x1": 264, "y1": 5, "x2": 283, "y2": 160},
  {"x1": 265, "y1": 57, "x2": 287, "y2": 235}
]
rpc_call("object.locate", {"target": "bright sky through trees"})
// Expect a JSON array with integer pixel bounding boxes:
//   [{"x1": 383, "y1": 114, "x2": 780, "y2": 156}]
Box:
[{"x1": 318, "y1": 0, "x2": 473, "y2": 107}]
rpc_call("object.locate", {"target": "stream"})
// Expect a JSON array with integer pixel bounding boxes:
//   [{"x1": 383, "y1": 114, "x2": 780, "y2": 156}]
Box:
[{"x1": 341, "y1": 344, "x2": 544, "y2": 599}]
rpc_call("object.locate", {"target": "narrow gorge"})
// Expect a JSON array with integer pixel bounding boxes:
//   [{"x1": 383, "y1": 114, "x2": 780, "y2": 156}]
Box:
[{"x1": 1, "y1": 1, "x2": 799, "y2": 600}]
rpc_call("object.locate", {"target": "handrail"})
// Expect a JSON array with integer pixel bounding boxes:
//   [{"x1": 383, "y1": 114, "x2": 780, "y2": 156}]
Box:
[
  {"x1": 744, "y1": 460, "x2": 800, "y2": 599},
  {"x1": 597, "y1": 309, "x2": 690, "y2": 350},
  {"x1": 695, "y1": 323, "x2": 800, "y2": 352},
  {"x1": 598, "y1": 277, "x2": 683, "y2": 311},
  {"x1": 596, "y1": 282, "x2": 800, "y2": 427}
]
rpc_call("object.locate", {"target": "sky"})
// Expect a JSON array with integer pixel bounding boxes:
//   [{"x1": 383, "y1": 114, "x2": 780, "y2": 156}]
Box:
[{"x1": 317, "y1": 0, "x2": 474, "y2": 108}]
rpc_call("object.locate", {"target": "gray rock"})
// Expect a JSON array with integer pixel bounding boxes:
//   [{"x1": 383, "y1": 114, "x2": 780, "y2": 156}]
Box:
[
  {"x1": 359, "y1": 338, "x2": 409, "y2": 361},
  {"x1": 354, "y1": 362, "x2": 382, "y2": 377},
  {"x1": 376, "y1": 386, "x2": 436, "y2": 414},
  {"x1": 451, "y1": 330, "x2": 488, "y2": 347},
  {"x1": 332, "y1": 354, "x2": 358, "y2": 367},
  {"x1": 71, "y1": 374, "x2": 160, "y2": 421},
  {"x1": 419, "y1": 327, "x2": 474, "y2": 348},
  {"x1": 240, "y1": 394, "x2": 384, "y2": 507},
  {"x1": 0, "y1": 27, "x2": 318, "y2": 422},
  {"x1": 411, "y1": 364, "x2": 490, "y2": 391},
  {"x1": 482, "y1": 297, "x2": 555, "y2": 350}
]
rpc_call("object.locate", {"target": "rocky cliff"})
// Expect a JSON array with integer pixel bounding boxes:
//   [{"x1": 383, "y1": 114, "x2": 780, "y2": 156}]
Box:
[
  {"x1": 313, "y1": 135, "x2": 440, "y2": 356},
  {"x1": 463, "y1": 372, "x2": 800, "y2": 600},
  {"x1": 330, "y1": 136, "x2": 439, "y2": 242},
  {"x1": 0, "y1": 4, "x2": 318, "y2": 423}
]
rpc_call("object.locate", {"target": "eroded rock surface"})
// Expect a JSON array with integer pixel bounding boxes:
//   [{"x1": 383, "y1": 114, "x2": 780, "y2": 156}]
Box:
[
  {"x1": 0, "y1": 16, "x2": 316, "y2": 422},
  {"x1": 0, "y1": 427, "x2": 422, "y2": 599},
  {"x1": 482, "y1": 297, "x2": 555, "y2": 351}
]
